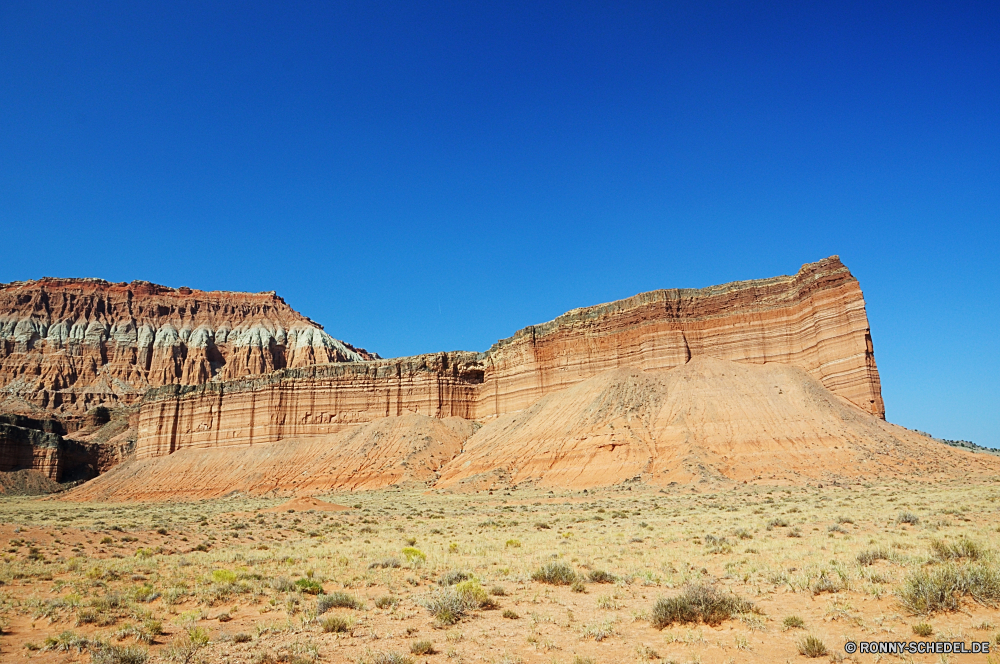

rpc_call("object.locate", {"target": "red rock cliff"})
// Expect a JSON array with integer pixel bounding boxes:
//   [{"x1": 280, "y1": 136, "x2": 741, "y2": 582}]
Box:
[
  {"x1": 135, "y1": 256, "x2": 884, "y2": 459},
  {"x1": 0, "y1": 278, "x2": 376, "y2": 413}
]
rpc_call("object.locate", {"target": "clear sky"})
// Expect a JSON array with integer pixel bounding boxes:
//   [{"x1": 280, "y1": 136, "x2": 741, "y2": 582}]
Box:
[{"x1": 1, "y1": 2, "x2": 997, "y2": 446}]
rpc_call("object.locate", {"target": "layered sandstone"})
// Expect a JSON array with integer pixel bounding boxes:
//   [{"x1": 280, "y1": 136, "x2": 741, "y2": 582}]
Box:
[
  {"x1": 135, "y1": 256, "x2": 884, "y2": 459},
  {"x1": 71, "y1": 358, "x2": 1000, "y2": 501},
  {"x1": 0, "y1": 278, "x2": 376, "y2": 413}
]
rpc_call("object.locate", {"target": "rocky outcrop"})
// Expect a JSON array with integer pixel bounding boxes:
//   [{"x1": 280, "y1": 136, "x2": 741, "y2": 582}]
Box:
[
  {"x1": 0, "y1": 412, "x2": 130, "y2": 482},
  {"x1": 134, "y1": 256, "x2": 884, "y2": 459},
  {"x1": 0, "y1": 278, "x2": 376, "y2": 413},
  {"x1": 70, "y1": 357, "x2": 1000, "y2": 501}
]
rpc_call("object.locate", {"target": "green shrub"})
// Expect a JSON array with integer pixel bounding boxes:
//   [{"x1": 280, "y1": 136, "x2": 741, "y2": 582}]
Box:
[
  {"x1": 502, "y1": 609, "x2": 519, "y2": 619},
  {"x1": 797, "y1": 635, "x2": 828, "y2": 657},
  {"x1": 401, "y1": 547, "x2": 426, "y2": 563},
  {"x1": 317, "y1": 592, "x2": 363, "y2": 612},
  {"x1": 211, "y1": 570, "x2": 237, "y2": 584},
  {"x1": 295, "y1": 578, "x2": 323, "y2": 595},
  {"x1": 531, "y1": 562, "x2": 576, "y2": 585},
  {"x1": 570, "y1": 579, "x2": 586, "y2": 593},
  {"x1": 651, "y1": 584, "x2": 755, "y2": 628},
  {"x1": 912, "y1": 622, "x2": 933, "y2": 636}
]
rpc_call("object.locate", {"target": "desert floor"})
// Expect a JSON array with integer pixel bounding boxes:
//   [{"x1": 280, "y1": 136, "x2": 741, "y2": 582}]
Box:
[{"x1": 1, "y1": 479, "x2": 999, "y2": 664}]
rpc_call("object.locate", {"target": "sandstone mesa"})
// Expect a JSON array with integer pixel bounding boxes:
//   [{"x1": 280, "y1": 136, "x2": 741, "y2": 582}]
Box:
[{"x1": 1, "y1": 257, "x2": 992, "y2": 497}]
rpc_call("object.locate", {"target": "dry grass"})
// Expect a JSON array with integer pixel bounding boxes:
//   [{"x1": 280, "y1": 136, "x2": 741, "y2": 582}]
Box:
[{"x1": 1, "y1": 479, "x2": 998, "y2": 663}]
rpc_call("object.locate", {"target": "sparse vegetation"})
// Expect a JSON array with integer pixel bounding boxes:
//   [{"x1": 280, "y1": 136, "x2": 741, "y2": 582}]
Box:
[
  {"x1": 797, "y1": 635, "x2": 828, "y2": 657},
  {"x1": 2, "y1": 481, "x2": 999, "y2": 662},
  {"x1": 531, "y1": 561, "x2": 576, "y2": 585},
  {"x1": 651, "y1": 584, "x2": 755, "y2": 628}
]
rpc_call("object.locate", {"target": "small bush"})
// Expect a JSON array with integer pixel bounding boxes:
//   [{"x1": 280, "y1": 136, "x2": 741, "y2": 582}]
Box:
[
  {"x1": 317, "y1": 592, "x2": 363, "y2": 613},
  {"x1": 766, "y1": 518, "x2": 789, "y2": 529},
  {"x1": 857, "y1": 547, "x2": 891, "y2": 566},
  {"x1": 402, "y1": 547, "x2": 426, "y2": 563},
  {"x1": 570, "y1": 579, "x2": 586, "y2": 593},
  {"x1": 588, "y1": 570, "x2": 616, "y2": 584},
  {"x1": 295, "y1": 578, "x2": 323, "y2": 595},
  {"x1": 410, "y1": 640, "x2": 435, "y2": 655},
  {"x1": 92, "y1": 645, "x2": 149, "y2": 664},
  {"x1": 897, "y1": 511, "x2": 920, "y2": 525},
  {"x1": 212, "y1": 570, "x2": 237, "y2": 584},
  {"x1": 375, "y1": 595, "x2": 398, "y2": 609},
  {"x1": 439, "y1": 570, "x2": 471, "y2": 586},
  {"x1": 320, "y1": 615, "x2": 352, "y2": 633},
  {"x1": 270, "y1": 576, "x2": 296, "y2": 592},
  {"x1": 502, "y1": 609, "x2": 519, "y2": 619},
  {"x1": 369, "y1": 558, "x2": 401, "y2": 569},
  {"x1": 651, "y1": 584, "x2": 755, "y2": 628},
  {"x1": 455, "y1": 579, "x2": 495, "y2": 609},
  {"x1": 783, "y1": 615, "x2": 805, "y2": 630},
  {"x1": 531, "y1": 562, "x2": 576, "y2": 585},
  {"x1": 797, "y1": 635, "x2": 828, "y2": 657},
  {"x1": 489, "y1": 585, "x2": 507, "y2": 596},
  {"x1": 423, "y1": 588, "x2": 467, "y2": 625},
  {"x1": 895, "y1": 563, "x2": 1000, "y2": 613},
  {"x1": 912, "y1": 622, "x2": 933, "y2": 636},
  {"x1": 233, "y1": 633, "x2": 252, "y2": 643},
  {"x1": 365, "y1": 652, "x2": 414, "y2": 664},
  {"x1": 930, "y1": 538, "x2": 984, "y2": 561}
]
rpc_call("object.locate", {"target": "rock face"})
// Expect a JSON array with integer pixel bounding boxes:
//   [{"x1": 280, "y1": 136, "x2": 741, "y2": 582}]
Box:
[
  {"x1": 134, "y1": 256, "x2": 884, "y2": 459},
  {"x1": 70, "y1": 357, "x2": 1000, "y2": 501},
  {"x1": 0, "y1": 278, "x2": 376, "y2": 413}
]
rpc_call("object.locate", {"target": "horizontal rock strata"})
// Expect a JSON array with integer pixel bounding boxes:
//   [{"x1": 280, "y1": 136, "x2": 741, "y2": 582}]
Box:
[
  {"x1": 0, "y1": 278, "x2": 375, "y2": 413},
  {"x1": 72, "y1": 357, "x2": 1000, "y2": 501},
  {"x1": 136, "y1": 256, "x2": 885, "y2": 459}
]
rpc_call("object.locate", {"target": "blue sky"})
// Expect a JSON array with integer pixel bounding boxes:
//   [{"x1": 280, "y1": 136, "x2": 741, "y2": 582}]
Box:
[{"x1": 1, "y1": 2, "x2": 997, "y2": 445}]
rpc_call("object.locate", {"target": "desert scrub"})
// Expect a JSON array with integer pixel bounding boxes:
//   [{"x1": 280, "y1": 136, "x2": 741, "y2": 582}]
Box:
[
  {"x1": 857, "y1": 547, "x2": 892, "y2": 566},
  {"x1": 912, "y1": 622, "x2": 934, "y2": 636},
  {"x1": 320, "y1": 615, "x2": 352, "y2": 633},
  {"x1": 531, "y1": 561, "x2": 576, "y2": 585},
  {"x1": 897, "y1": 511, "x2": 920, "y2": 525},
  {"x1": 423, "y1": 583, "x2": 491, "y2": 625},
  {"x1": 369, "y1": 558, "x2": 401, "y2": 569},
  {"x1": 930, "y1": 537, "x2": 985, "y2": 561},
  {"x1": 651, "y1": 584, "x2": 756, "y2": 628},
  {"x1": 797, "y1": 635, "x2": 828, "y2": 657},
  {"x1": 502, "y1": 609, "x2": 519, "y2": 619},
  {"x1": 401, "y1": 547, "x2": 426, "y2": 564},
  {"x1": 897, "y1": 563, "x2": 1000, "y2": 613},
  {"x1": 317, "y1": 591, "x2": 363, "y2": 612},
  {"x1": 438, "y1": 570, "x2": 471, "y2": 586},
  {"x1": 294, "y1": 578, "x2": 323, "y2": 595},
  {"x1": 92, "y1": 644, "x2": 149, "y2": 664},
  {"x1": 362, "y1": 652, "x2": 413, "y2": 664},
  {"x1": 375, "y1": 595, "x2": 398, "y2": 609},
  {"x1": 587, "y1": 569, "x2": 616, "y2": 584},
  {"x1": 782, "y1": 615, "x2": 805, "y2": 630},
  {"x1": 410, "y1": 640, "x2": 435, "y2": 655}
]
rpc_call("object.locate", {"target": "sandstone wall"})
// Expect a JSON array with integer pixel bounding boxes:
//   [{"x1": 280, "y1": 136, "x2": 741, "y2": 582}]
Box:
[
  {"x1": 0, "y1": 278, "x2": 375, "y2": 413},
  {"x1": 136, "y1": 256, "x2": 884, "y2": 459}
]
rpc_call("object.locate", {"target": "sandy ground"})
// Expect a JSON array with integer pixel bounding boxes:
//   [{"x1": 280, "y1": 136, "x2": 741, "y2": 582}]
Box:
[{"x1": 1, "y1": 480, "x2": 999, "y2": 663}]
